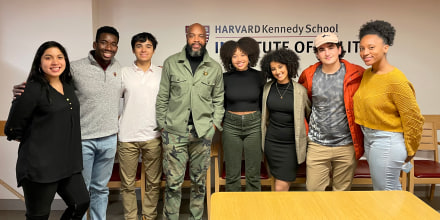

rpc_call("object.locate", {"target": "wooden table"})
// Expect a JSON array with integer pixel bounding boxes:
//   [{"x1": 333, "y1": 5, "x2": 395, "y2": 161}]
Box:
[{"x1": 210, "y1": 191, "x2": 440, "y2": 220}]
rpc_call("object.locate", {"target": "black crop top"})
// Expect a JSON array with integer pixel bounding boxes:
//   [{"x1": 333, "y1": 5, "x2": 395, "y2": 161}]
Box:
[{"x1": 223, "y1": 68, "x2": 265, "y2": 112}]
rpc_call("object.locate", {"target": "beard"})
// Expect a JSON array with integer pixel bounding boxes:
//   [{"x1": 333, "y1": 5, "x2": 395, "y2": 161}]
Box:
[{"x1": 186, "y1": 43, "x2": 206, "y2": 58}]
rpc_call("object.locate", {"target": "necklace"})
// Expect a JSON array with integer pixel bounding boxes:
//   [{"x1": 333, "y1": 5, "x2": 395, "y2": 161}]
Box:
[{"x1": 275, "y1": 82, "x2": 290, "y2": 99}]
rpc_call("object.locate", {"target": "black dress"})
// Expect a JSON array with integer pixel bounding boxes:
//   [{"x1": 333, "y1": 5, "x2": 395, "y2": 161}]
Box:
[
  {"x1": 264, "y1": 82, "x2": 297, "y2": 182},
  {"x1": 5, "y1": 81, "x2": 83, "y2": 186}
]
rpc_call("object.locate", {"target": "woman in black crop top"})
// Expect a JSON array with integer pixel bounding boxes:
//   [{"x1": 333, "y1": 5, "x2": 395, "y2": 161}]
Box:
[
  {"x1": 220, "y1": 37, "x2": 265, "y2": 191},
  {"x1": 5, "y1": 41, "x2": 89, "y2": 219}
]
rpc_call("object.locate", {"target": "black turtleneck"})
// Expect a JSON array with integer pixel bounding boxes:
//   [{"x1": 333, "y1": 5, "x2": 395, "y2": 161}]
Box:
[{"x1": 223, "y1": 68, "x2": 265, "y2": 111}]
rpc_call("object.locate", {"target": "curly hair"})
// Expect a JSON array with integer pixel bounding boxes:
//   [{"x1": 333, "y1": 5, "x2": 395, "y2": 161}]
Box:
[
  {"x1": 220, "y1": 37, "x2": 260, "y2": 72},
  {"x1": 260, "y1": 48, "x2": 300, "y2": 81},
  {"x1": 359, "y1": 20, "x2": 396, "y2": 46}
]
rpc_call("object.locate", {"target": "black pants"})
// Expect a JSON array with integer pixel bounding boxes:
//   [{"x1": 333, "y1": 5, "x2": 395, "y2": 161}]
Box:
[{"x1": 21, "y1": 173, "x2": 90, "y2": 220}]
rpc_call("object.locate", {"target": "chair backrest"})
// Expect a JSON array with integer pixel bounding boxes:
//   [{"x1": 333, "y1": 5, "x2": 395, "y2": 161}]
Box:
[
  {"x1": 417, "y1": 122, "x2": 438, "y2": 162},
  {"x1": 408, "y1": 121, "x2": 440, "y2": 197},
  {"x1": 0, "y1": 120, "x2": 5, "y2": 136},
  {"x1": 423, "y1": 115, "x2": 440, "y2": 130}
]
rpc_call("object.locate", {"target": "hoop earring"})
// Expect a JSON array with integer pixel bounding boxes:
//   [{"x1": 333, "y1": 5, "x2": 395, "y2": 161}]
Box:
[{"x1": 39, "y1": 67, "x2": 43, "y2": 73}]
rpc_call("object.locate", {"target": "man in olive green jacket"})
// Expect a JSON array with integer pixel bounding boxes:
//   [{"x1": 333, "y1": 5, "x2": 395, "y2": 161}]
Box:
[{"x1": 156, "y1": 23, "x2": 224, "y2": 220}]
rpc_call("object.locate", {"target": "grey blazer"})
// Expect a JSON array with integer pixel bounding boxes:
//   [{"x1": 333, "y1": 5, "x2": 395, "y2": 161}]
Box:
[{"x1": 261, "y1": 80, "x2": 311, "y2": 164}]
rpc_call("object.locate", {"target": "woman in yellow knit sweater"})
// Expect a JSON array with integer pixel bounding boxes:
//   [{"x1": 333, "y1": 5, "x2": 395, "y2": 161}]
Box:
[{"x1": 353, "y1": 20, "x2": 424, "y2": 190}]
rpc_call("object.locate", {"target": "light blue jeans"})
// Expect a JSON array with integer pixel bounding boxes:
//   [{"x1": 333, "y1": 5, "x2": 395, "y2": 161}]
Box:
[
  {"x1": 81, "y1": 134, "x2": 117, "y2": 220},
  {"x1": 361, "y1": 126, "x2": 406, "y2": 191}
]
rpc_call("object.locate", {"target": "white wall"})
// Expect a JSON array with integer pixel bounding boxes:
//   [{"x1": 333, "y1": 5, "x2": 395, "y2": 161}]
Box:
[{"x1": 1, "y1": 0, "x2": 439, "y2": 199}]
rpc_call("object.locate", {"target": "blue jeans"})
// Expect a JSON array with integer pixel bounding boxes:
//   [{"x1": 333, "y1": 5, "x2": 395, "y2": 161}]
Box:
[
  {"x1": 81, "y1": 134, "x2": 117, "y2": 220},
  {"x1": 361, "y1": 126, "x2": 406, "y2": 191}
]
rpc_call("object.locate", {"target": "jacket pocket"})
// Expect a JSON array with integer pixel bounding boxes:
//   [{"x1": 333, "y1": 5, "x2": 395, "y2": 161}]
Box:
[
  {"x1": 170, "y1": 75, "x2": 187, "y2": 97},
  {"x1": 198, "y1": 79, "x2": 214, "y2": 100}
]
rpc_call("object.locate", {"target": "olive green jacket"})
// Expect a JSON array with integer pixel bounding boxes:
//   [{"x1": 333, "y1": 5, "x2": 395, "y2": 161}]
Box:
[
  {"x1": 156, "y1": 47, "x2": 224, "y2": 137},
  {"x1": 261, "y1": 80, "x2": 311, "y2": 164}
]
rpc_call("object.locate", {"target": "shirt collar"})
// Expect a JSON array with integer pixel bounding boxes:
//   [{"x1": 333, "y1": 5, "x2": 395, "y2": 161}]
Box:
[{"x1": 132, "y1": 61, "x2": 154, "y2": 73}]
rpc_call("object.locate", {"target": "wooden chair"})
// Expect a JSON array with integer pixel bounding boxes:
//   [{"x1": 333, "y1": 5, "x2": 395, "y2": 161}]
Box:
[
  {"x1": 408, "y1": 121, "x2": 440, "y2": 200},
  {"x1": 423, "y1": 115, "x2": 440, "y2": 129},
  {"x1": 212, "y1": 130, "x2": 275, "y2": 193},
  {"x1": 423, "y1": 114, "x2": 440, "y2": 146}
]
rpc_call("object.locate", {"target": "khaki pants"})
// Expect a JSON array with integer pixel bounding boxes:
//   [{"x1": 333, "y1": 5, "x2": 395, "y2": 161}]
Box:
[
  {"x1": 118, "y1": 138, "x2": 162, "y2": 220},
  {"x1": 306, "y1": 140, "x2": 356, "y2": 191}
]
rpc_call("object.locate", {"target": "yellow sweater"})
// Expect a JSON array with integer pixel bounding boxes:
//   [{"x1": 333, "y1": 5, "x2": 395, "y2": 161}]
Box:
[{"x1": 353, "y1": 68, "x2": 424, "y2": 156}]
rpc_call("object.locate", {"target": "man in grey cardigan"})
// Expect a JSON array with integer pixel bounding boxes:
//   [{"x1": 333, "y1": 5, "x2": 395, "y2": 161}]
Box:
[{"x1": 71, "y1": 26, "x2": 122, "y2": 220}]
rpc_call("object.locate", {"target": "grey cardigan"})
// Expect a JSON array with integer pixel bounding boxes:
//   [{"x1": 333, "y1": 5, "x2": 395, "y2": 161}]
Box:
[
  {"x1": 261, "y1": 80, "x2": 311, "y2": 164},
  {"x1": 71, "y1": 51, "x2": 122, "y2": 140}
]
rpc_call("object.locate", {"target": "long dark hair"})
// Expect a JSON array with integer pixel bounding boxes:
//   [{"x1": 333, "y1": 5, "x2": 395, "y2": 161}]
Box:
[
  {"x1": 27, "y1": 41, "x2": 72, "y2": 103},
  {"x1": 27, "y1": 41, "x2": 72, "y2": 84}
]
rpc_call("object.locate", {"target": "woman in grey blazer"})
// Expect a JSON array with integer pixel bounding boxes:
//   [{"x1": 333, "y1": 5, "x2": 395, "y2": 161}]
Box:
[{"x1": 260, "y1": 49, "x2": 311, "y2": 191}]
